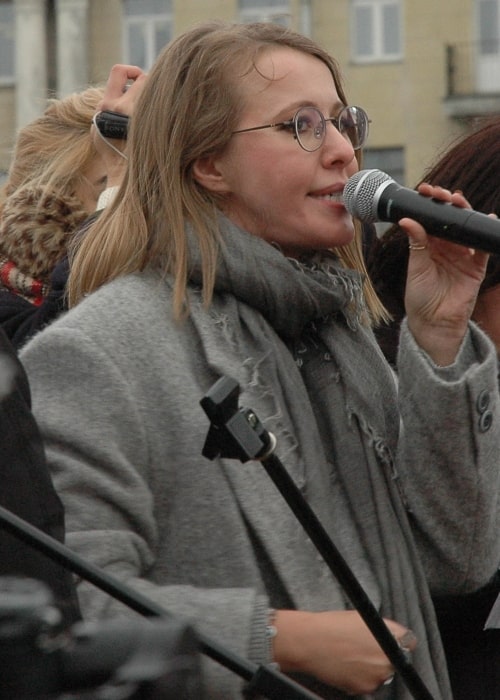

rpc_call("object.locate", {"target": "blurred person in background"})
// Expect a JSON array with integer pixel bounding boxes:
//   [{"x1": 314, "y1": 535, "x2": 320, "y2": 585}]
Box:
[
  {"x1": 0, "y1": 64, "x2": 146, "y2": 350},
  {"x1": 0, "y1": 324, "x2": 80, "y2": 626}
]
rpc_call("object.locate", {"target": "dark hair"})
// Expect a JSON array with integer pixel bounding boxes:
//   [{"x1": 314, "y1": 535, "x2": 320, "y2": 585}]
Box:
[{"x1": 366, "y1": 116, "x2": 500, "y2": 365}]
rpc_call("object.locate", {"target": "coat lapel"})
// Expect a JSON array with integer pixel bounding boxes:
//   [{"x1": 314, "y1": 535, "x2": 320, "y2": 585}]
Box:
[{"x1": 193, "y1": 304, "x2": 347, "y2": 611}]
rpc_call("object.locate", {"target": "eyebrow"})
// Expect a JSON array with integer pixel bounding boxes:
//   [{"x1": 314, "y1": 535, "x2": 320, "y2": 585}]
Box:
[{"x1": 275, "y1": 99, "x2": 346, "y2": 119}]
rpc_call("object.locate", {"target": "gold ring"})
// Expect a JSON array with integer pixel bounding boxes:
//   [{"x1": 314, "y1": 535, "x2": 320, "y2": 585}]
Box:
[{"x1": 408, "y1": 243, "x2": 427, "y2": 251}]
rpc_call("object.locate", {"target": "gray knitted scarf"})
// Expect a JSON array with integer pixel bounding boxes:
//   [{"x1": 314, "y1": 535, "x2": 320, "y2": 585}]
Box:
[{"x1": 187, "y1": 216, "x2": 451, "y2": 700}]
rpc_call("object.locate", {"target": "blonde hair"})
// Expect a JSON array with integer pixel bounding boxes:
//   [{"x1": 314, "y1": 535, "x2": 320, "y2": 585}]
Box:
[
  {"x1": 1, "y1": 86, "x2": 104, "y2": 209},
  {"x1": 68, "y1": 21, "x2": 386, "y2": 323}
]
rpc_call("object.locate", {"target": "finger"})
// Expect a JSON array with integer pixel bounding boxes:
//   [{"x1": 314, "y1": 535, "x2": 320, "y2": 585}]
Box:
[
  {"x1": 107, "y1": 63, "x2": 144, "y2": 89},
  {"x1": 449, "y1": 190, "x2": 471, "y2": 209},
  {"x1": 416, "y1": 183, "x2": 452, "y2": 202},
  {"x1": 97, "y1": 72, "x2": 147, "y2": 118},
  {"x1": 408, "y1": 240, "x2": 428, "y2": 252},
  {"x1": 383, "y1": 620, "x2": 418, "y2": 649},
  {"x1": 397, "y1": 629, "x2": 418, "y2": 652},
  {"x1": 398, "y1": 218, "x2": 429, "y2": 250},
  {"x1": 417, "y1": 183, "x2": 474, "y2": 213},
  {"x1": 102, "y1": 65, "x2": 146, "y2": 106},
  {"x1": 122, "y1": 65, "x2": 146, "y2": 81},
  {"x1": 123, "y1": 71, "x2": 148, "y2": 97}
]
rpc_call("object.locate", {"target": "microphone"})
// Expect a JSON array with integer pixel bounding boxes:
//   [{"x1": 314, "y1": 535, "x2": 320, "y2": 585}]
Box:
[{"x1": 343, "y1": 169, "x2": 500, "y2": 255}]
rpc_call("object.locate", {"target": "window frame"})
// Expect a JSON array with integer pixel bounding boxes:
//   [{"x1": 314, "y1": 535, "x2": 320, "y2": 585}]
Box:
[
  {"x1": 350, "y1": 0, "x2": 403, "y2": 64},
  {"x1": 238, "y1": 0, "x2": 292, "y2": 26},
  {"x1": 122, "y1": 1, "x2": 173, "y2": 71},
  {"x1": 0, "y1": 0, "x2": 15, "y2": 86}
]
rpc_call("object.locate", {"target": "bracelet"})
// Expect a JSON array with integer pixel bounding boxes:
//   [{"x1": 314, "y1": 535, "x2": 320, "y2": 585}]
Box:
[{"x1": 265, "y1": 609, "x2": 278, "y2": 664}]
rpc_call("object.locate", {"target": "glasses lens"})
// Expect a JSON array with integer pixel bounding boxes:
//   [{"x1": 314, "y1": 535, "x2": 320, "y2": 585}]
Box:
[
  {"x1": 338, "y1": 106, "x2": 369, "y2": 150},
  {"x1": 294, "y1": 107, "x2": 325, "y2": 152}
]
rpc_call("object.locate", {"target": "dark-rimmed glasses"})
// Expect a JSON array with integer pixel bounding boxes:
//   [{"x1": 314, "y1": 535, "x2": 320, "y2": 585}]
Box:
[{"x1": 232, "y1": 105, "x2": 370, "y2": 152}]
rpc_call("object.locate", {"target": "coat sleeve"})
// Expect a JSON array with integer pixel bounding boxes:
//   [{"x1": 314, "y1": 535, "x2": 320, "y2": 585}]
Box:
[
  {"x1": 20, "y1": 322, "x2": 270, "y2": 697},
  {"x1": 396, "y1": 318, "x2": 500, "y2": 595}
]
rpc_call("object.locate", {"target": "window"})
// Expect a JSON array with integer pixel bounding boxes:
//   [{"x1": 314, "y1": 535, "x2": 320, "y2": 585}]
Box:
[
  {"x1": 123, "y1": 0, "x2": 173, "y2": 70},
  {"x1": 351, "y1": 0, "x2": 402, "y2": 63},
  {"x1": 238, "y1": 0, "x2": 291, "y2": 26},
  {"x1": 478, "y1": 0, "x2": 499, "y2": 54},
  {"x1": 362, "y1": 147, "x2": 404, "y2": 234},
  {"x1": 362, "y1": 147, "x2": 404, "y2": 185},
  {"x1": 0, "y1": 0, "x2": 14, "y2": 85}
]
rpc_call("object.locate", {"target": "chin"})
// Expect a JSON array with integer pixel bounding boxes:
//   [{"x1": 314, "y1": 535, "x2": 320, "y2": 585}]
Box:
[{"x1": 320, "y1": 227, "x2": 355, "y2": 250}]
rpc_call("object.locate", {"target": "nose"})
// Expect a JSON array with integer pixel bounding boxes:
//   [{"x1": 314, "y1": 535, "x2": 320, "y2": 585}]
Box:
[{"x1": 321, "y1": 121, "x2": 356, "y2": 167}]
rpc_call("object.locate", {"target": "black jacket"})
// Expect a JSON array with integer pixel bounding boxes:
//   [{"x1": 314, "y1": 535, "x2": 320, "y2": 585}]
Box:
[
  {"x1": 0, "y1": 326, "x2": 80, "y2": 626},
  {"x1": 0, "y1": 257, "x2": 69, "y2": 352}
]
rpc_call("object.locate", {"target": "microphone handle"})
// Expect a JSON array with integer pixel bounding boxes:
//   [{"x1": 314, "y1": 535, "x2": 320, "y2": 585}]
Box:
[{"x1": 378, "y1": 183, "x2": 500, "y2": 255}]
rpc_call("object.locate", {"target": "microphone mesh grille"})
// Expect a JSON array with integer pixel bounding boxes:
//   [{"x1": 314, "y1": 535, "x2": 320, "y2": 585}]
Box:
[{"x1": 343, "y1": 169, "x2": 393, "y2": 222}]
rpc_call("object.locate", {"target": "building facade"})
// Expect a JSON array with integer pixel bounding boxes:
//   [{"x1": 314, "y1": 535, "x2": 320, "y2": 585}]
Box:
[{"x1": 1, "y1": 0, "x2": 500, "y2": 188}]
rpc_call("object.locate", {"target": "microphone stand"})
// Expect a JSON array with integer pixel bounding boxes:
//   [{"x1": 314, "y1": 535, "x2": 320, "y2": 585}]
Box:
[
  {"x1": 0, "y1": 505, "x2": 320, "y2": 700},
  {"x1": 200, "y1": 376, "x2": 436, "y2": 700},
  {"x1": 485, "y1": 593, "x2": 500, "y2": 629}
]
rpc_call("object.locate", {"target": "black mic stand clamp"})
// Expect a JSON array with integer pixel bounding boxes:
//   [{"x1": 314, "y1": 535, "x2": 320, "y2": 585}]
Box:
[
  {"x1": 201, "y1": 375, "x2": 275, "y2": 463},
  {"x1": 200, "y1": 376, "x2": 436, "y2": 700}
]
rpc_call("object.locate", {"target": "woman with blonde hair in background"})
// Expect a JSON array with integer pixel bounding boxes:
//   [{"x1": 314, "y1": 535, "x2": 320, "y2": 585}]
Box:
[{"x1": 0, "y1": 64, "x2": 146, "y2": 349}]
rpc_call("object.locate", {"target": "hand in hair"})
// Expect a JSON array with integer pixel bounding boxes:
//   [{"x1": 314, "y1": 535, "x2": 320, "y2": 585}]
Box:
[{"x1": 92, "y1": 64, "x2": 148, "y2": 189}]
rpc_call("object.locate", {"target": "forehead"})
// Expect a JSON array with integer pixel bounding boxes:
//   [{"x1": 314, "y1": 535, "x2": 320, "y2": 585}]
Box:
[{"x1": 238, "y1": 46, "x2": 338, "y2": 107}]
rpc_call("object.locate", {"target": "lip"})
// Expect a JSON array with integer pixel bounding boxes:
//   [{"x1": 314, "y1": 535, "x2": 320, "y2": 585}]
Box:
[
  {"x1": 308, "y1": 188, "x2": 346, "y2": 208},
  {"x1": 308, "y1": 183, "x2": 346, "y2": 197}
]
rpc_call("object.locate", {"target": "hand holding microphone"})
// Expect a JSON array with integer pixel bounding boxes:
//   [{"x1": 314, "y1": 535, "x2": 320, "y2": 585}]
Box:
[
  {"x1": 344, "y1": 169, "x2": 491, "y2": 365},
  {"x1": 343, "y1": 168, "x2": 500, "y2": 254}
]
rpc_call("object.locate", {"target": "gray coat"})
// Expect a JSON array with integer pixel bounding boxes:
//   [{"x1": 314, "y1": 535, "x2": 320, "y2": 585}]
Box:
[{"x1": 20, "y1": 224, "x2": 500, "y2": 699}]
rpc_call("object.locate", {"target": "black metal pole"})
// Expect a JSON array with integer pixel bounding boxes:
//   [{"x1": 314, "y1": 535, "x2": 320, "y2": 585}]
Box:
[
  {"x1": 258, "y1": 450, "x2": 434, "y2": 700},
  {"x1": 0, "y1": 505, "x2": 320, "y2": 700},
  {"x1": 200, "y1": 376, "x2": 436, "y2": 700}
]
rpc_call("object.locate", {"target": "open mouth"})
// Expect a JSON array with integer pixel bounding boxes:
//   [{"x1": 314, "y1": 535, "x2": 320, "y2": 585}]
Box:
[{"x1": 310, "y1": 192, "x2": 344, "y2": 203}]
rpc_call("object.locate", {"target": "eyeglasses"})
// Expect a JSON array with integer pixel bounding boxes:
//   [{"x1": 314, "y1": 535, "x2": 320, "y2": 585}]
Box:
[{"x1": 232, "y1": 105, "x2": 370, "y2": 152}]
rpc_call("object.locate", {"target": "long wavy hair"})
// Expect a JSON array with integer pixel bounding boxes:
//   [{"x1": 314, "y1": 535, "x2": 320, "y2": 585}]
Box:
[
  {"x1": 68, "y1": 21, "x2": 385, "y2": 323},
  {"x1": 1, "y1": 86, "x2": 104, "y2": 211}
]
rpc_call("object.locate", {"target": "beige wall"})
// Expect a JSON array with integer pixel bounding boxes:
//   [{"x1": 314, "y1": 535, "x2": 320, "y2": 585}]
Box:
[
  {"x1": 343, "y1": 0, "x2": 473, "y2": 185},
  {"x1": 0, "y1": 87, "x2": 15, "y2": 173},
  {"x1": 2, "y1": 0, "x2": 496, "y2": 189},
  {"x1": 175, "y1": 0, "x2": 236, "y2": 29},
  {"x1": 88, "y1": 0, "x2": 123, "y2": 83}
]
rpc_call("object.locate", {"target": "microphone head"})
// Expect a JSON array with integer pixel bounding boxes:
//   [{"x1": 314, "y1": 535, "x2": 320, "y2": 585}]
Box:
[{"x1": 343, "y1": 169, "x2": 394, "y2": 222}]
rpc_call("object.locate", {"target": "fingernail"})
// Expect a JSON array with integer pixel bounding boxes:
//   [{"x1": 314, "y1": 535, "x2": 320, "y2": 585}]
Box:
[{"x1": 399, "y1": 630, "x2": 417, "y2": 649}]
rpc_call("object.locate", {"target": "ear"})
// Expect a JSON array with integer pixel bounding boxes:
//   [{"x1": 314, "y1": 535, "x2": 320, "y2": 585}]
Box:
[{"x1": 192, "y1": 155, "x2": 231, "y2": 194}]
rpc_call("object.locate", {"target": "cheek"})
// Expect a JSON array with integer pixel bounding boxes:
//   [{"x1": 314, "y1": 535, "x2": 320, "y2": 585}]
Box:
[
  {"x1": 347, "y1": 157, "x2": 359, "y2": 177},
  {"x1": 221, "y1": 140, "x2": 312, "y2": 217},
  {"x1": 230, "y1": 154, "x2": 274, "y2": 198},
  {"x1": 244, "y1": 150, "x2": 307, "y2": 195}
]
